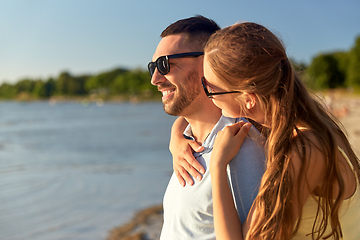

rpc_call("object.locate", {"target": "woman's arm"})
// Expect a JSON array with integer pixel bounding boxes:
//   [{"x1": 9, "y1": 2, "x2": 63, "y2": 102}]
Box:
[
  {"x1": 170, "y1": 117, "x2": 205, "y2": 186},
  {"x1": 211, "y1": 126, "x2": 330, "y2": 240},
  {"x1": 210, "y1": 121, "x2": 251, "y2": 240},
  {"x1": 211, "y1": 167, "x2": 243, "y2": 239}
]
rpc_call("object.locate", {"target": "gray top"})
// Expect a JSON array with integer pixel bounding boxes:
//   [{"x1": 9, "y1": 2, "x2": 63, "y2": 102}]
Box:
[{"x1": 160, "y1": 116, "x2": 266, "y2": 240}]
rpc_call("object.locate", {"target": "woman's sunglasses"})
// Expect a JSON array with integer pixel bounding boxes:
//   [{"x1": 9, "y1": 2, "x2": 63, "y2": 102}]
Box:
[
  {"x1": 148, "y1": 52, "x2": 204, "y2": 77},
  {"x1": 201, "y1": 77, "x2": 241, "y2": 98}
]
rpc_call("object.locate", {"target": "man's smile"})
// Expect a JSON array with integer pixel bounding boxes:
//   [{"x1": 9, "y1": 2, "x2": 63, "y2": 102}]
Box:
[{"x1": 159, "y1": 88, "x2": 176, "y2": 101}]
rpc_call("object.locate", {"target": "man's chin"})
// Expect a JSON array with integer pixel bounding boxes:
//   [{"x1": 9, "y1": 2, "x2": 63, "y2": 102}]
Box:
[{"x1": 163, "y1": 103, "x2": 182, "y2": 116}]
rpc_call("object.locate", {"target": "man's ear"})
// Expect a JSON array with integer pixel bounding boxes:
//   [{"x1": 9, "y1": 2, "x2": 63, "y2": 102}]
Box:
[{"x1": 242, "y1": 92, "x2": 257, "y2": 110}]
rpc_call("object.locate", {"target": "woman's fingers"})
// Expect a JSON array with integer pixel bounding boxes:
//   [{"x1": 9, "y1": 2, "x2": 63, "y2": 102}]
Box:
[
  {"x1": 219, "y1": 121, "x2": 250, "y2": 139},
  {"x1": 175, "y1": 169, "x2": 187, "y2": 187},
  {"x1": 175, "y1": 167, "x2": 192, "y2": 187},
  {"x1": 174, "y1": 157, "x2": 204, "y2": 186},
  {"x1": 211, "y1": 122, "x2": 252, "y2": 170},
  {"x1": 172, "y1": 140, "x2": 205, "y2": 187},
  {"x1": 234, "y1": 122, "x2": 251, "y2": 142},
  {"x1": 186, "y1": 141, "x2": 205, "y2": 174},
  {"x1": 187, "y1": 140, "x2": 205, "y2": 153}
]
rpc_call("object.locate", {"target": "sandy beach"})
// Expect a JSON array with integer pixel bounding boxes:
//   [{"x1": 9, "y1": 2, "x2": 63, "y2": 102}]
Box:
[
  {"x1": 324, "y1": 91, "x2": 360, "y2": 153},
  {"x1": 108, "y1": 92, "x2": 360, "y2": 240},
  {"x1": 106, "y1": 204, "x2": 163, "y2": 240}
]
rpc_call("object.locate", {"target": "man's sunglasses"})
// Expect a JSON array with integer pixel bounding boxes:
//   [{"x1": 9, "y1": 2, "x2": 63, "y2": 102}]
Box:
[
  {"x1": 201, "y1": 77, "x2": 241, "y2": 98},
  {"x1": 148, "y1": 52, "x2": 204, "y2": 77}
]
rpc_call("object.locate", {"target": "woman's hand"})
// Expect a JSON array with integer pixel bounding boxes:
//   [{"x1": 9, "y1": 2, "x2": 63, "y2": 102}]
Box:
[
  {"x1": 210, "y1": 121, "x2": 251, "y2": 172},
  {"x1": 170, "y1": 117, "x2": 205, "y2": 187},
  {"x1": 171, "y1": 138, "x2": 205, "y2": 186}
]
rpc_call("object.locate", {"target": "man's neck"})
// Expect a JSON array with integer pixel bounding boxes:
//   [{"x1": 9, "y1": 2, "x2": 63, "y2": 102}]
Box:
[{"x1": 183, "y1": 100, "x2": 222, "y2": 145}]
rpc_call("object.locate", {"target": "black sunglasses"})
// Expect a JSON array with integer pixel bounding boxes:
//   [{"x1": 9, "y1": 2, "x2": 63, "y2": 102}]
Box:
[
  {"x1": 201, "y1": 77, "x2": 241, "y2": 98},
  {"x1": 148, "y1": 52, "x2": 204, "y2": 77}
]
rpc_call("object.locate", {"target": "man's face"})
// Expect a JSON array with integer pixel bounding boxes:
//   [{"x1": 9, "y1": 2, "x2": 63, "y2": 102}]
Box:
[{"x1": 150, "y1": 34, "x2": 203, "y2": 116}]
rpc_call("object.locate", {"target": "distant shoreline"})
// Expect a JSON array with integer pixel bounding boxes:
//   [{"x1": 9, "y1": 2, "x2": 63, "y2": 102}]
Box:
[
  {"x1": 2, "y1": 88, "x2": 359, "y2": 103},
  {"x1": 0, "y1": 94, "x2": 162, "y2": 103},
  {"x1": 0, "y1": 95, "x2": 162, "y2": 106}
]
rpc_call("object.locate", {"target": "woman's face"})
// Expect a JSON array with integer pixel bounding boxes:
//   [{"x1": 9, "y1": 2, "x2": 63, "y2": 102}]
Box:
[{"x1": 203, "y1": 55, "x2": 244, "y2": 118}]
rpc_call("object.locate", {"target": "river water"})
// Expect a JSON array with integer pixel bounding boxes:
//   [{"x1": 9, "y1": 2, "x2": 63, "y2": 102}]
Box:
[{"x1": 0, "y1": 101, "x2": 175, "y2": 240}]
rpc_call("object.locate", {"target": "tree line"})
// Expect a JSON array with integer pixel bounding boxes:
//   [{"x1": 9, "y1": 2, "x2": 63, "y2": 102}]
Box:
[
  {"x1": 0, "y1": 35, "x2": 359, "y2": 101},
  {"x1": 303, "y1": 35, "x2": 360, "y2": 90},
  {"x1": 0, "y1": 68, "x2": 161, "y2": 101}
]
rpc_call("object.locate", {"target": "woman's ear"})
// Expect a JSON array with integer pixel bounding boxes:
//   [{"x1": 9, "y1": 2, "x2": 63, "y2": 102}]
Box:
[{"x1": 242, "y1": 93, "x2": 257, "y2": 110}]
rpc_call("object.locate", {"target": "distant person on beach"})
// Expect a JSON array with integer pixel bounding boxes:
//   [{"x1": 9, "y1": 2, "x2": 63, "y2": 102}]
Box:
[
  {"x1": 196, "y1": 22, "x2": 360, "y2": 239},
  {"x1": 148, "y1": 16, "x2": 266, "y2": 239}
]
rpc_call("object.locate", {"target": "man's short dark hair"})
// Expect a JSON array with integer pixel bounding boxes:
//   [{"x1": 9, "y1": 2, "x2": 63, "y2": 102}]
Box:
[{"x1": 161, "y1": 15, "x2": 220, "y2": 50}]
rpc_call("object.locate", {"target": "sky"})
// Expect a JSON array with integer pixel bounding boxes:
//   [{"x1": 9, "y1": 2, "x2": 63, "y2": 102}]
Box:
[{"x1": 0, "y1": 0, "x2": 359, "y2": 84}]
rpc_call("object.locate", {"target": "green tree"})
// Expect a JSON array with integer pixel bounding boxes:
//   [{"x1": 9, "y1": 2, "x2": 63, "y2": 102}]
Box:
[
  {"x1": 333, "y1": 51, "x2": 350, "y2": 85},
  {"x1": 70, "y1": 75, "x2": 89, "y2": 95},
  {"x1": 44, "y1": 78, "x2": 56, "y2": 97},
  {"x1": 0, "y1": 83, "x2": 17, "y2": 99},
  {"x1": 32, "y1": 80, "x2": 46, "y2": 98},
  {"x1": 126, "y1": 70, "x2": 146, "y2": 94},
  {"x1": 346, "y1": 36, "x2": 360, "y2": 87},
  {"x1": 56, "y1": 72, "x2": 73, "y2": 95},
  {"x1": 307, "y1": 53, "x2": 345, "y2": 89},
  {"x1": 85, "y1": 68, "x2": 128, "y2": 92},
  {"x1": 15, "y1": 79, "x2": 35, "y2": 94},
  {"x1": 111, "y1": 69, "x2": 157, "y2": 96},
  {"x1": 137, "y1": 70, "x2": 155, "y2": 92},
  {"x1": 112, "y1": 74, "x2": 128, "y2": 94}
]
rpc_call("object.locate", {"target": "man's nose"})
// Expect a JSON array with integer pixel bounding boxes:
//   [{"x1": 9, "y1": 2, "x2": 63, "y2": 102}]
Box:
[{"x1": 150, "y1": 70, "x2": 166, "y2": 86}]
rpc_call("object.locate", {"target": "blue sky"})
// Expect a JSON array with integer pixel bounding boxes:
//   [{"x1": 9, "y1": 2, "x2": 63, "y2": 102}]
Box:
[{"x1": 1, "y1": 0, "x2": 359, "y2": 84}]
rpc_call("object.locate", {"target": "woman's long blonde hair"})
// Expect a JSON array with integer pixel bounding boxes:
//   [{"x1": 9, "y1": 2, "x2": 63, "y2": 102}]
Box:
[{"x1": 205, "y1": 22, "x2": 360, "y2": 240}]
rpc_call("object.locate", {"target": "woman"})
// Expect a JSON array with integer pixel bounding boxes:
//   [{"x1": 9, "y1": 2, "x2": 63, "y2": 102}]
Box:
[{"x1": 171, "y1": 22, "x2": 360, "y2": 239}]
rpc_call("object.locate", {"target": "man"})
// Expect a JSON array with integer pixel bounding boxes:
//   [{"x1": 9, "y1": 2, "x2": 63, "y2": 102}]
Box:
[{"x1": 148, "y1": 15, "x2": 265, "y2": 239}]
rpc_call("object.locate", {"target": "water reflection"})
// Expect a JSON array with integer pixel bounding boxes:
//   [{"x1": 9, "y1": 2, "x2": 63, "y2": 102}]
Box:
[{"x1": 0, "y1": 101, "x2": 174, "y2": 240}]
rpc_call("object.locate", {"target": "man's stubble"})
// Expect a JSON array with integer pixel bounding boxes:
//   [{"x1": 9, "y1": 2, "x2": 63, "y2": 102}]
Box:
[{"x1": 163, "y1": 70, "x2": 201, "y2": 116}]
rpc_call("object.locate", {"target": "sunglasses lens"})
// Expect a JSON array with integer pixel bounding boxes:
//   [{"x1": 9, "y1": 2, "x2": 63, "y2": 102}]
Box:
[
  {"x1": 148, "y1": 62, "x2": 156, "y2": 76},
  {"x1": 157, "y1": 56, "x2": 169, "y2": 75},
  {"x1": 148, "y1": 57, "x2": 169, "y2": 76}
]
